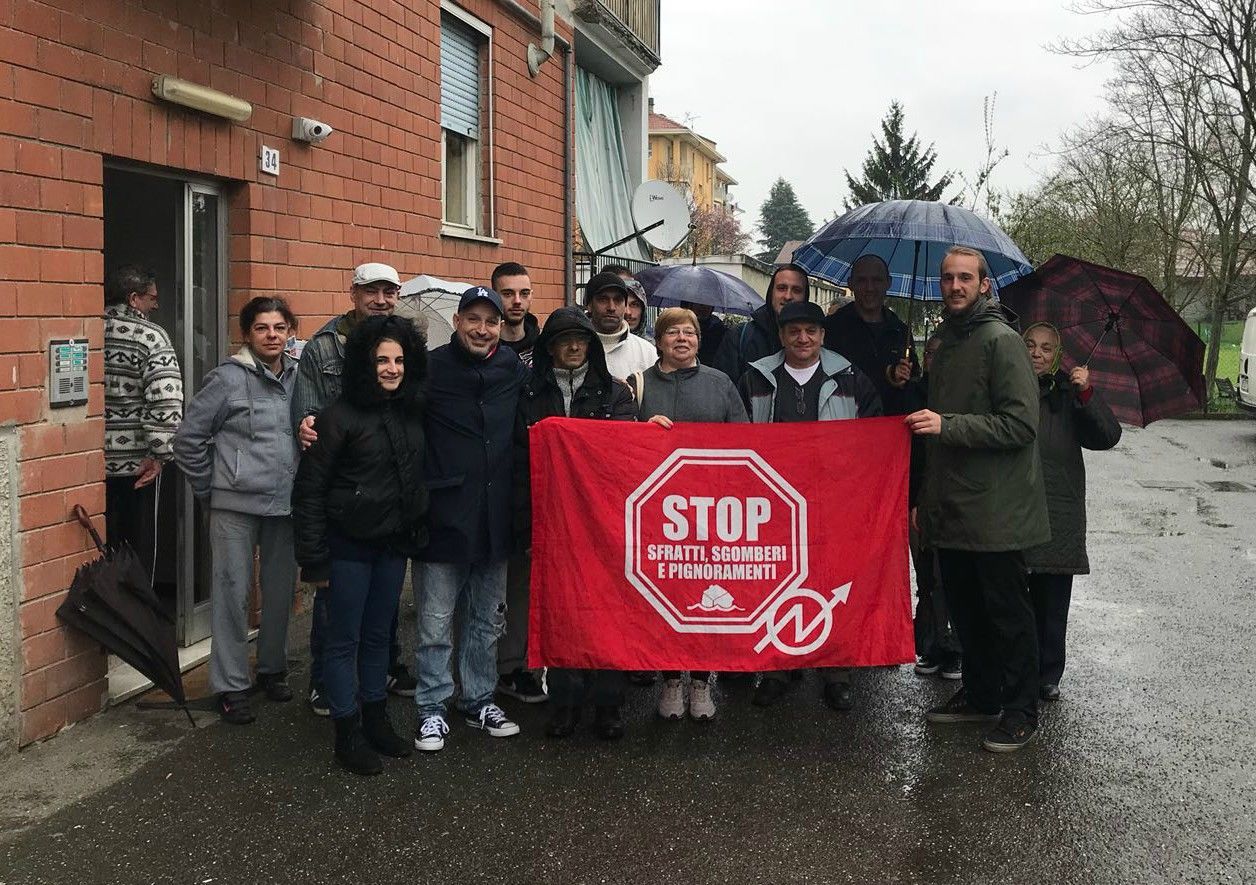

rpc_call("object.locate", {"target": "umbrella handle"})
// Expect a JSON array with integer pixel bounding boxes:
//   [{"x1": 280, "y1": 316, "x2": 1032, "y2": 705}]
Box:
[{"x1": 72, "y1": 504, "x2": 107, "y2": 555}]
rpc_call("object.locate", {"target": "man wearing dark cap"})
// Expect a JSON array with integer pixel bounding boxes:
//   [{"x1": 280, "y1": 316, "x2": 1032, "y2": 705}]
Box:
[
  {"x1": 739, "y1": 300, "x2": 883, "y2": 710},
  {"x1": 713, "y1": 263, "x2": 810, "y2": 382},
  {"x1": 414, "y1": 286, "x2": 530, "y2": 752},
  {"x1": 584, "y1": 271, "x2": 657, "y2": 380}
]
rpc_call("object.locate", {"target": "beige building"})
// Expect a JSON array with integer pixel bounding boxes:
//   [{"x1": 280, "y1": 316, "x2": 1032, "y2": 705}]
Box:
[{"x1": 647, "y1": 103, "x2": 737, "y2": 212}]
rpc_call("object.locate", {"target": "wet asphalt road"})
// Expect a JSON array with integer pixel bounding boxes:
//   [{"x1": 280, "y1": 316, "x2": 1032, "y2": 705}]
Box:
[{"x1": 2, "y1": 419, "x2": 1255, "y2": 884}]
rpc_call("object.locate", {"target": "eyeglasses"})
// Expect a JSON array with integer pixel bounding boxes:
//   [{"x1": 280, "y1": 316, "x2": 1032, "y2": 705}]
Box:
[{"x1": 662, "y1": 327, "x2": 697, "y2": 339}]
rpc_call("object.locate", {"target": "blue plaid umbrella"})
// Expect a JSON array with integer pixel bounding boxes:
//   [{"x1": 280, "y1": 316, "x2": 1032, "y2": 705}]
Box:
[{"x1": 792, "y1": 200, "x2": 1033, "y2": 300}]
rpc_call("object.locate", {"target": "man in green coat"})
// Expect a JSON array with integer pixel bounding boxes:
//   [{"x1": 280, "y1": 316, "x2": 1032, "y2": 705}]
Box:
[{"x1": 905, "y1": 246, "x2": 1050, "y2": 753}]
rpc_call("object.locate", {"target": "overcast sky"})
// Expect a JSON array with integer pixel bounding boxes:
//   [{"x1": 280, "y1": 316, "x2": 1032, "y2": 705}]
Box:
[{"x1": 648, "y1": 0, "x2": 1117, "y2": 232}]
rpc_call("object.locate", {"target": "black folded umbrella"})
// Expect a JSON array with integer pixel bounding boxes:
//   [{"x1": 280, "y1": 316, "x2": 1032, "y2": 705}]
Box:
[{"x1": 57, "y1": 506, "x2": 194, "y2": 725}]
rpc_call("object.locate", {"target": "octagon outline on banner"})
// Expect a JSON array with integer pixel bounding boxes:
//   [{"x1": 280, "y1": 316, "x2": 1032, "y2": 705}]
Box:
[{"x1": 623, "y1": 448, "x2": 809, "y2": 634}]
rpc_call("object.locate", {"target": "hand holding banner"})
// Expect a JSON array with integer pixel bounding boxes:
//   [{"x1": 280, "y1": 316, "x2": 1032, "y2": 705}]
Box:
[{"x1": 528, "y1": 417, "x2": 914, "y2": 671}]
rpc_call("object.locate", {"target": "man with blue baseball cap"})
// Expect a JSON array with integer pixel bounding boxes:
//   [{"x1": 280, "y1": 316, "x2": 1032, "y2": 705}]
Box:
[{"x1": 413, "y1": 285, "x2": 531, "y2": 752}]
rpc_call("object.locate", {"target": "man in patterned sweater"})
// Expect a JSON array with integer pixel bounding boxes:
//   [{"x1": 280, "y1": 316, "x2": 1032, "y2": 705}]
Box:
[{"x1": 103, "y1": 265, "x2": 183, "y2": 576}]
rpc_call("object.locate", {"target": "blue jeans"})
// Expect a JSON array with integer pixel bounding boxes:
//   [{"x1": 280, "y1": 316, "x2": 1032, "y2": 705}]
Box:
[
  {"x1": 322, "y1": 536, "x2": 407, "y2": 720},
  {"x1": 310, "y1": 584, "x2": 404, "y2": 692},
  {"x1": 415, "y1": 560, "x2": 507, "y2": 717}
]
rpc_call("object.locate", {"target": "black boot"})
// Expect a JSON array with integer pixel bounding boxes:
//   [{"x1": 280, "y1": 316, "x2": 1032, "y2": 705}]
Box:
[
  {"x1": 334, "y1": 714, "x2": 383, "y2": 776},
  {"x1": 546, "y1": 705, "x2": 580, "y2": 738},
  {"x1": 361, "y1": 700, "x2": 412, "y2": 758},
  {"x1": 594, "y1": 705, "x2": 625, "y2": 741}
]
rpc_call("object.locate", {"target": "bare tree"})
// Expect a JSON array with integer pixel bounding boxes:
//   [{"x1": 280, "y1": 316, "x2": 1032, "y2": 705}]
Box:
[
  {"x1": 1061, "y1": 0, "x2": 1256, "y2": 395},
  {"x1": 959, "y1": 93, "x2": 1011, "y2": 217}
]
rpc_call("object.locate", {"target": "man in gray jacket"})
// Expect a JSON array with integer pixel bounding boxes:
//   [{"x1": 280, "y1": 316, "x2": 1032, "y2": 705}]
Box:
[
  {"x1": 906, "y1": 247, "x2": 1049, "y2": 753},
  {"x1": 173, "y1": 297, "x2": 300, "y2": 724},
  {"x1": 292, "y1": 262, "x2": 420, "y2": 714}
]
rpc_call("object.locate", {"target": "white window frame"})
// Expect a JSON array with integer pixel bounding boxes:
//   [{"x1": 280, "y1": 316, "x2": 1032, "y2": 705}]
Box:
[{"x1": 440, "y1": 1, "x2": 498, "y2": 243}]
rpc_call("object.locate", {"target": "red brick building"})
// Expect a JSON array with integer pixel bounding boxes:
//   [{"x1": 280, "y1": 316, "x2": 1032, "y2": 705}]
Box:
[{"x1": 0, "y1": 0, "x2": 594, "y2": 749}]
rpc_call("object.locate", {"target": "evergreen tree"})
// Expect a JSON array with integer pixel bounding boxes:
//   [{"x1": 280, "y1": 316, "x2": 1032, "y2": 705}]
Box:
[
  {"x1": 844, "y1": 101, "x2": 956, "y2": 209},
  {"x1": 756, "y1": 178, "x2": 814, "y2": 263}
]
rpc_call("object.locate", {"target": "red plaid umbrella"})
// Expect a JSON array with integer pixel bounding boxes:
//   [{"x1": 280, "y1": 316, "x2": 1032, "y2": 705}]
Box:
[{"x1": 999, "y1": 254, "x2": 1205, "y2": 427}]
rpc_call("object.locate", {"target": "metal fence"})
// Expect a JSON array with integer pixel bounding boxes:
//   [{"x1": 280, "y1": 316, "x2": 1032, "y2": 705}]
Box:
[{"x1": 573, "y1": 251, "x2": 657, "y2": 304}]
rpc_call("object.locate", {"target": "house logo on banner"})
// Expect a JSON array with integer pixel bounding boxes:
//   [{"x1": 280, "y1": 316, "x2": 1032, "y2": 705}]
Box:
[{"x1": 623, "y1": 449, "x2": 851, "y2": 656}]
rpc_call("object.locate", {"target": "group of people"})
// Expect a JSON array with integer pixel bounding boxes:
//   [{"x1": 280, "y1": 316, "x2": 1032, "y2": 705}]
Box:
[{"x1": 101, "y1": 244, "x2": 1120, "y2": 776}]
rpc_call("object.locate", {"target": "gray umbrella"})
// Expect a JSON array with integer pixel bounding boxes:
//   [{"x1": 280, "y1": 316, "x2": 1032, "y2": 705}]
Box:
[{"x1": 633, "y1": 265, "x2": 765, "y2": 316}]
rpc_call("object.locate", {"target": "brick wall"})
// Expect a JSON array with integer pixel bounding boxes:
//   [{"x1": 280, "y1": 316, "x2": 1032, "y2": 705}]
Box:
[{"x1": 0, "y1": 0, "x2": 572, "y2": 746}]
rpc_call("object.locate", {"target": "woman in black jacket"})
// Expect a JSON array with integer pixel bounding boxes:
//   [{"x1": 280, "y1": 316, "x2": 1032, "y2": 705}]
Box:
[
  {"x1": 293, "y1": 315, "x2": 428, "y2": 775},
  {"x1": 1022, "y1": 322, "x2": 1122, "y2": 702}
]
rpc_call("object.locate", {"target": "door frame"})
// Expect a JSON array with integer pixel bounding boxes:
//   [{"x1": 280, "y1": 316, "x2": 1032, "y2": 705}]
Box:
[{"x1": 102, "y1": 162, "x2": 229, "y2": 646}]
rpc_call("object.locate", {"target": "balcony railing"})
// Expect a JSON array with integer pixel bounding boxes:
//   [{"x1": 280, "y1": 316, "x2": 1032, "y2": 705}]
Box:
[{"x1": 576, "y1": 0, "x2": 660, "y2": 60}]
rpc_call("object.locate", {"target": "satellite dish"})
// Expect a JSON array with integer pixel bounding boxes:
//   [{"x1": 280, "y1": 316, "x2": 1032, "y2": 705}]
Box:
[{"x1": 631, "y1": 180, "x2": 693, "y2": 253}]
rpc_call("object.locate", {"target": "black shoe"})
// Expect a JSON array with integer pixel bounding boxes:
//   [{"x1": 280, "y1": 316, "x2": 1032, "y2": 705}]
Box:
[
  {"x1": 628, "y1": 671, "x2": 658, "y2": 687},
  {"x1": 307, "y1": 686, "x2": 330, "y2": 717},
  {"x1": 254, "y1": 671, "x2": 293, "y2": 702},
  {"x1": 546, "y1": 705, "x2": 580, "y2": 738},
  {"x1": 982, "y1": 712, "x2": 1037, "y2": 753},
  {"x1": 216, "y1": 691, "x2": 255, "y2": 725},
  {"x1": 822, "y1": 681, "x2": 854, "y2": 712},
  {"x1": 752, "y1": 676, "x2": 790, "y2": 707},
  {"x1": 594, "y1": 705, "x2": 625, "y2": 741},
  {"x1": 926, "y1": 689, "x2": 1001, "y2": 724},
  {"x1": 913, "y1": 656, "x2": 940, "y2": 676},
  {"x1": 385, "y1": 664, "x2": 418, "y2": 698},
  {"x1": 939, "y1": 656, "x2": 963, "y2": 681},
  {"x1": 334, "y1": 715, "x2": 383, "y2": 776},
  {"x1": 1039, "y1": 683, "x2": 1061, "y2": 702},
  {"x1": 498, "y1": 668, "x2": 548, "y2": 704},
  {"x1": 361, "y1": 700, "x2": 411, "y2": 758}
]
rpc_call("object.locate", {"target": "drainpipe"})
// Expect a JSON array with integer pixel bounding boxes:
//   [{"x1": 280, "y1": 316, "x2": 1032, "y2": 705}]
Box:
[{"x1": 527, "y1": 0, "x2": 557, "y2": 76}]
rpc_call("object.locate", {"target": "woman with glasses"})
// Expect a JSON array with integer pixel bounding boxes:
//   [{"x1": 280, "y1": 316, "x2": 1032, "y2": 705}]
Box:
[{"x1": 632, "y1": 307, "x2": 748, "y2": 722}]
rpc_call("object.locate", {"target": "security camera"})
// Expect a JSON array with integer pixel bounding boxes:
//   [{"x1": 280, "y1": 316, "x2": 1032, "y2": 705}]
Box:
[{"x1": 292, "y1": 117, "x2": 333, "y2": 143}]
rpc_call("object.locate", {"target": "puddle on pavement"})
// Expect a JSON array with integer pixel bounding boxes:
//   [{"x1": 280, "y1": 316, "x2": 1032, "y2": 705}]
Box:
[{"x1": 1200, "y1": 480, "x2": 1254, "y2": 492}]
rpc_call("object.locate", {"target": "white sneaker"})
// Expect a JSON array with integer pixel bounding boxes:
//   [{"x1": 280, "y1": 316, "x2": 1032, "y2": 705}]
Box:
[
  {"x1": 415, "y1": 714, "x2": 449, "y2": 752},
  {"x1": 688, "y1": 679, "x2": 716, "y2": 720},
  {"x1": 657, "y1": 678, "x2": 685, "y2": 719},
  {"x1": 466, "y1": 703, "x2": 520, "y2": 738}
]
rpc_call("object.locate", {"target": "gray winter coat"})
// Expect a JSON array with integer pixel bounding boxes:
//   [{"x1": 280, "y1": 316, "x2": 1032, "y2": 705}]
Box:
[
  {"x1": 740, "y1": 350, "x2": 883, "y2": 422},
  {"x1": 634, "y1": 363, "x2": 748, "y2": 424},
  {"x1": 291, "y1": 314, "x2": 348, "y2": 433},
  {"x1": 173, "y1": 347, "x2": 299, "y2": 517},
  {"x1": 1024, "y1": 372, "x2": 1122, "y2": 574}
]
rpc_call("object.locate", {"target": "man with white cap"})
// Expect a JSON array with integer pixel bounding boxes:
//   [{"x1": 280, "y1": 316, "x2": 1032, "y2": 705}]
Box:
[{"x1": 292, "y1": 262, "x2": 421, "y2": 715}]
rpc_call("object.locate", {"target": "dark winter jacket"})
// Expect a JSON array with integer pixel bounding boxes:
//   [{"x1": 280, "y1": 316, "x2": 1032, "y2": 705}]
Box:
[
  {"x1": 697, "y1": 313, "x2": 728, "y2": 367},
  {"x1": 518, "y1": 308, "x2": 637, "y2": 425},
  {"x1": 501, "y1": 312, "x2": 541, "y2": 367},
  {"x1": 292, "y1": 317, "x2": 428, "y2": 583},
  {"x1": 918, "y1": 297, "x2": 1050, "y2": 552},
  {"x1": 823, "y1": 302, "x2": 920, "y2": 415},
  {"x1": 422, "y1": 332, "x2": 528, "y2": 564},
  {"x1": 711, "y1": 304, "x2": 781, "y2": 382},
  {"x1": 634, "y1": 363, "x2": 748, "y2": 424},
  {"x1": 173, "y1": 347, "x2": 298, "y2": 517},
  {"x1": 515, "y1": 307, "x2": 637, "y2": 539},
  {"x1": 739, "y1": 349, "x2": 883, "y2": 422},
  {"x1": 1024, "y1": 372, "x2": 1122, "y2": 574}
]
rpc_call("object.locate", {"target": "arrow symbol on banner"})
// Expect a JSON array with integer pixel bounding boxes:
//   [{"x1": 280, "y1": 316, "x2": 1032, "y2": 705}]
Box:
[{"x1": 754, "y1": 583, "x2": 852, "y2": 655}]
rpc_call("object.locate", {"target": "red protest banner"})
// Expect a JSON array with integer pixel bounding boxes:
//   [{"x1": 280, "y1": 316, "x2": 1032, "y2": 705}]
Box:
[{"x1": 527, "y1": 416, "x2": 913, "y2": 671}]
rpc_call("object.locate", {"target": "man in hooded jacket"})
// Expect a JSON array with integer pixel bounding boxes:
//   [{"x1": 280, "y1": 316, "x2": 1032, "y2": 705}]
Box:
[
  {"x1": 906, "y1": 247, "x2": 1049, "y2": 754},
  {"x1": 514, "y1": 306, "x2": 637, "y2": 739},
  {"x1": 712, "y1": 263, "x2": 809, "y2": 382}
]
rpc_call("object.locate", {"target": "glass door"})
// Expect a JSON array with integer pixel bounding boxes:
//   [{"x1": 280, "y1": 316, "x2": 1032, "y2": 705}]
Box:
[{"x1": 176, "y1": 184, "x2": 226, "y2": 645}]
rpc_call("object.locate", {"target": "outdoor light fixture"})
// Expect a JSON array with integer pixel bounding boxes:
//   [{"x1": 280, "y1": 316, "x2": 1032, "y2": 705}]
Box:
[{"x1": 151, "y1": 76, "x2": 252, "y2": 123}]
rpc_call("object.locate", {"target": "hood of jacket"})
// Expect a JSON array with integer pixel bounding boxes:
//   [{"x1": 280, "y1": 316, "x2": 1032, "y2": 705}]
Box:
[
  {"x1": 342, "y1": 315, "x2": 428, "y2": 411},
  {"x1": 942, "y1": 295, "x2": 1011, "y2": 337},
  {"x1": 530, "y1": 307, "x2": 613, "y2": 386}
]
